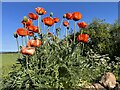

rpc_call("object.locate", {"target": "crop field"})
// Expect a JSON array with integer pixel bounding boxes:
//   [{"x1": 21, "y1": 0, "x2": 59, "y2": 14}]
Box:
[{"x1": 0, "y1": 53, "x2": 18, "y2": 75}]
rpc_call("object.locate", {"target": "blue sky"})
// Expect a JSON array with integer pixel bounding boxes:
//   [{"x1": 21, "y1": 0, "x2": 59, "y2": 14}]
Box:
[{"x1": 1, "y1": 2, "x2": 118, "y2": 52}]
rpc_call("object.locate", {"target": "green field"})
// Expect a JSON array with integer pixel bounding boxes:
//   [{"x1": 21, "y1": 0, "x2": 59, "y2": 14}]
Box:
[{"x1": 0, "y1": 53, "x2": 18, "y2": 76}]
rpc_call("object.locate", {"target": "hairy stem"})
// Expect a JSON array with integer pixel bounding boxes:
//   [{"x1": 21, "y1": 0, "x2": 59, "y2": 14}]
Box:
[
  {"x1": 21, "y1": 36, "x2": 24, "y2": 46},
  {"x1": 53, "y1": 23, "x2": 56, "y2": 35},
  {"x1": 16, "y1": 38, "x2": 20, "y2": 58},
  {"x1": 74, "y1": 21, "x2": 76, "y2": 44}
]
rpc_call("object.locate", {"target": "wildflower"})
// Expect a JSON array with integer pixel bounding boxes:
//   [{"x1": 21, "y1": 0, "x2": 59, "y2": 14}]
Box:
[
  {"x1": 28, "y1": 13, "x2": 38, "y2": 20},
  {"x1": 77, "y1": 21, "x2": 88, "y2": 28},
  {"x1": 77, "y1": 34, "x2": 89, "y2": 43},
  {"x1": 20, "y1": 46, "x2": 35, "y2": 55},
  {"x1": 72, "y1": 12, "x2": 82, "y2": 21},
  {"x1": 16, "y1": 28, "x2": 28, "y2": 36},
  {"x1": 35, "y1": 7, "x2": 46, "y2": 15},
  {"x1": 42, "y1": 17, "x2": 54, "y2": 26},
  {"x1": 27, "y1": 39, "x2": 42, "y2": 47},
  {"x1": 63, "y1": 21, "x2": 69, "y2": 27}
]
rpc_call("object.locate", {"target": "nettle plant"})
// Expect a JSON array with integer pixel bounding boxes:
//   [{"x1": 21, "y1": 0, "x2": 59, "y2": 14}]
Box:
[{"x1": 2, "y1": 7, "x2": 111, "y2": 89}]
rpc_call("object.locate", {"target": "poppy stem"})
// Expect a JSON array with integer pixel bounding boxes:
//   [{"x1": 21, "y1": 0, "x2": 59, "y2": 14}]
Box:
[
  {"x1": 16, "y1": 38, "x2": 20, "y2": 58},
  {"x1": 44, "y1": 24, "x2": 45, "y2": 34},
  {"x1": 38, "y1": 15, "x2": 42, "y2": 34},
  {"x1": 26, "y1": 56, "x2": 29, "y2": 70},
  {"x1": 66, "y1": 27, "x2": 68, "y2": 47},
  {"x1": 59, "y1": 18, "x2": 63, "y2": 29},
  {"x1": 56, "y1": 29, "x2": 59, "y2": 38},
  {"x1": 28, "y1": 36, "x2": 30, "y2": 40},
  {"x1": 81, "y1": 29, "x2": 83, "y2": 34},
  {"x1": 25, "y1": 36, "x2": 27, "y2": 45},
  {"x1": 53, "y1": 23, "x2": 56, "y2": 35},
  {"x1": 82, "y1": 43, "x2": 84, "y2": 55},
  {"x1": 46, "y1": 26, "x2": 50, "y2": 37},
  {"x1": 21, "y1": 36, "x2": 24, "y2": 46},
  {"x1": 74, "y1": 21, "x2": 76, "y2": 44},
  {"x1": 24, "y1": 23, "x2": 28, "y2": 45}
]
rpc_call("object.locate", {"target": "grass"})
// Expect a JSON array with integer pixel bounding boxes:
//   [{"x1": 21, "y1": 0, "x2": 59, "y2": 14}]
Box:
[
  {"x1": 0, "y1": 53, "x2": 18, "y2": 89},
  {"x1": 0, "y1": 53, "x2": 18, "y2": 76}
]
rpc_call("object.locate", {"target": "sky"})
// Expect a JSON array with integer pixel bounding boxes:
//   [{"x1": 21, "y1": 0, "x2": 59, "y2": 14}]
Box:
[{"x1": 1, "y1": 2, "x2": 118, "y2": 52}]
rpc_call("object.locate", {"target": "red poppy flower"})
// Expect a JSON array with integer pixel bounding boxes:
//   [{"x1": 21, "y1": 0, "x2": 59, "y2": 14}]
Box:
[
  {"x1": 77, "y1": 34, "x2": 89, "y2": 43},
  {"x1": 16, "y1": 28, "x2": 28, "y2": 36},
  {"x1": 63, "y1": 21, "x2": 69, "y2": 27},
  {"x1": 29, "y1": 31, "x2": 34, "y2": 37},
  {"x1": 27, "y1": 26, "x2": 39, "y2": 33},
  {"x1": 33, "y1": 26, "x2": 39, "y2": 33},
  {"x1": 35, "y1": 7, "x2": 46, "y2": 15},
  {"x1": 84, "y1": 34, "x2": 89, "y2": 42},
  {"x1": 77, "y1": 21, "x2": 88, "y2": 28},
  {"x1": 28, "y1": 13, "x2": 38, "y2": 20},
  {"x1": 27, "y1": 39, "x2": 42, "y2": 47},
  {"x1": 42, "y1": 17, "x2": 54, "y2": 26},
  {"x1": 72, "y1": 12, "x2": 82, "y2": 21},
  {"x1": 20, "y1": 46, "x2": 35, "y2": 55},
  {"x1": 27, "y1": 26, "x2": 34, "y2": 31},
  {"x1": 21, "y1": 19, "x2": 33, "y2": 27},
  {"x1": 53, "y1": 17, "x2": 60, "y2": 23},
  {"x1": 65, "y1": 13, "x2": 73, "y2": 20}
]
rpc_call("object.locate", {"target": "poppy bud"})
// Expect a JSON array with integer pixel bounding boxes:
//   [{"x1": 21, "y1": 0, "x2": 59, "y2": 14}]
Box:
[
  {"x1": 56, "y1": 27, "x2": 61, "y2": 31},
  {"x1": 50, "y1": 12, "x2": 53, "y2": 17},
  {"x1": 23, "y1": 16, "x2": 28, "y2": 22},
  {"x1": 63, "y1": 14, "x2": 66, "y2": 18},
  {"x1": 41, "y1": 19, "x2": 43, "y2": 22},
  {"x1": 14, "y1": 32, "x2": 18, "y2": 38},
  {"x1": 34, "y1": 36, "x2": 37, "y2": 40},
  {"x1": 20, "y1": 46, "x2": 22, "y2": 49},
  {"x1": 67, "y1": 26, "x2": 70, "y2": 30}
]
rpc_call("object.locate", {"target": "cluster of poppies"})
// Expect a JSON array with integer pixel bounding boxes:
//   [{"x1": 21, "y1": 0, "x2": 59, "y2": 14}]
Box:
[
  {"x1": 14, "y1": 7, "x2": 47, "y2": 55},
  {"x1": 14, "y1": 7, "x2": 62, "y2": 56},
  {"x1": 77, "y1": 22, "x2": 89, "y2": 43},
  {"x1": 62, "y1": 12, "x2": 89, "y2": 43},
  {"x1": 14, "y1": 7, "x2": 90, "y2": 56},
  {"x1": 20, "y1": 39, "x2": 42, "y2": 55}
]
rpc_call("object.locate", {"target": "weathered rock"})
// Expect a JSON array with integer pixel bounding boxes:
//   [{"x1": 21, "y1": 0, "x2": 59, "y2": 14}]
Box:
[{"x1": 82, "y1": 72, "x2": 118, "y2": 90}]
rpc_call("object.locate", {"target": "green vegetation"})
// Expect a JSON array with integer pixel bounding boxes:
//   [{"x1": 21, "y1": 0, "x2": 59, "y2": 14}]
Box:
[
  {"x1": 1, "y1": 19, "x2": 120, "y2": 89},
  {"x1": 1, "y1": 53, "x2": 18, "y2": 75}
]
